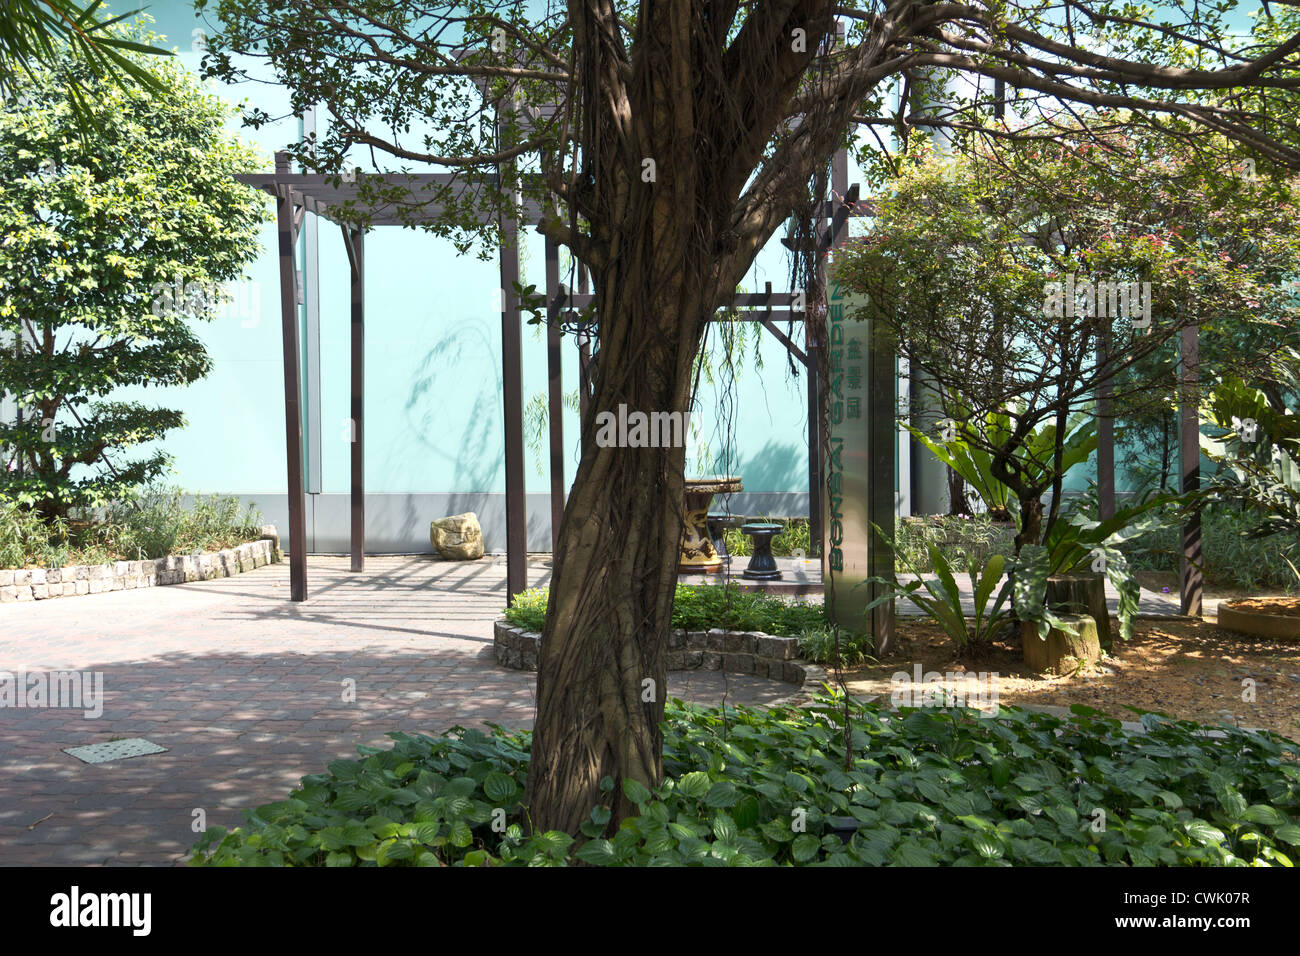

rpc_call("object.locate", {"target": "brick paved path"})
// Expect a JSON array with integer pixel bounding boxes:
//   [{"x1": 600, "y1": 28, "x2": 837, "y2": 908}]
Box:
[{"x1": 0, "y1": 555, "x2": 797, "y2": 865}]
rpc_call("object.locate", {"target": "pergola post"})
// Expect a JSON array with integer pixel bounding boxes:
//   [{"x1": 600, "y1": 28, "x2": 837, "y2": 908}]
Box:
[
  {"x1": 1179, "y1": 324, "x2": 1203, "y2": 616},
  {"x1": 1097, "y1": 328, "x2": 1116, "y2": 521},
  {"x1": 806, "y1": 336, "x2": 822, "y2": 554},
  {"x1": 302, "y1": 109, "x2": 323, "y2": 501},
  {"x1": 274, "y1": 151, "x2": 308, "y2": 601},
  {"x1": 867, "y1": 316, "x2": 896, "y2": 654},
  {"x1": 545, "y1": 236, "x2": 565, "y2": 556},
  {"x1": 345, "y1": 226, "x2": 365, "y2": 572},
  {"x1": 500, "y1": 192, "x2": 527, "y2": 600}
]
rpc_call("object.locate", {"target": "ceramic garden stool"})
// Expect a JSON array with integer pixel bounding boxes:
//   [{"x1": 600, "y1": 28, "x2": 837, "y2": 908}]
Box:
[
  {"x1": 740, "y1": 522, "x2": 783, "y2": 580},
  {"x1": 678, "y1": 476, "x2": 743, "y2": 573},
  {"x1": 706, "y1": 511, "x2": 745, "y2": 563}
]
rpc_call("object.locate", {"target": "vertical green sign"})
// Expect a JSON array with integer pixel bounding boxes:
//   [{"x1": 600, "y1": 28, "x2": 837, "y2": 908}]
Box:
[{"x1": 823, "y1": 273, "x2": 872, "y2": 628}]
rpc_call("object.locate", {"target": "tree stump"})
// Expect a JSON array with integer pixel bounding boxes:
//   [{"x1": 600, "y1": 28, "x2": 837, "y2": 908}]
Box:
[
  {"x1": 1045, "y1": 574, "x2": 1112, "y2": 649},
  {"x1": 1021, "y1": 614, "x2": 1102, "y2": 673}
]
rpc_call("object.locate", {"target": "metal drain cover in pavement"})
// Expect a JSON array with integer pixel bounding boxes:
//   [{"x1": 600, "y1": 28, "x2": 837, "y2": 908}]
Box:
[{"x1": 63, "y1": 738, "x2": 168, "y2": 764}]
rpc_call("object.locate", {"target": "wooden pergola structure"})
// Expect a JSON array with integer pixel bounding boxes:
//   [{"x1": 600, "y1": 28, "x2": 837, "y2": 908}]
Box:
[
  {"x1": 238, "y1": 144, "x2": 1203, "y2": 622},
  {"x1": 237, "y1": 149, "x2": 868, "y2": 604}
]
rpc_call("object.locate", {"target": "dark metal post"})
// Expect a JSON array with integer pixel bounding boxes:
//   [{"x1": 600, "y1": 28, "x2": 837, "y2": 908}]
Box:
[
  {"x1": 500, "y1": 191, "x2": 527, "y2": 600},
  {"x1": 274, "y1": 151, "x2": 308, "y2": 601},
  {"x1": 348, "y1": 227, "x2": 365, "y2": 572},
  {"x1": 545, "y1": 236, "x2": 564, "y2": 557},
  {"x1": 807, "y1": 335, "x2": 821, "y2": 554},
  {"x1": 867, "y1": 318, "x2": 896, "y2": 654},
  {"x1": 1097, "y1": 329, "x2": 1116, "y2": 521},
  {"x1": 1179, "y1": 324, "x2": 1203, "y2": 616}
]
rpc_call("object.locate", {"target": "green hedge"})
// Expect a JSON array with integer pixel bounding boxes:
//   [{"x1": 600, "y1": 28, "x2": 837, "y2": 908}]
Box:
[
  {"x1": 1120, "y1": 505, "x2": 1299, "y2": 592},
  {"x1": 504, "y1": 582, "x2": 827, "y2": 638},
  {"x1": 191, "y1": 696, "x2": 1300, "y2": 867},
  {"x1": 0, "y1": 488, "x2": 264, "y2": 569}
]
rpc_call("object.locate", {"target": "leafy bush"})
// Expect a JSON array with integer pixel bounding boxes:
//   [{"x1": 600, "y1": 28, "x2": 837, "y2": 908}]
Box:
[
  {"x1": 880, "y1": 544, "x2": 1012, "y2": 650},
  {"x1": 1013, "y1": 493, "x2": 1171, "y2": 645},
  {"x1": 894, "y1": 515, "x2": 1017, "y2": 574},
  {"x1": 906, "y1": 405, "x2": 1096, "y2": 524},
  {"x1": 1116, "y1": 506, "x2": 1298, "y2": 592},
  {"x1": 98, "y1": 489, "x2": 266, "y2": 560},
  {"x1": 190, "y1": 695, "x2": 1300, "y2": 867},
  {"x1": 505, "y1": 583, "x2": 827, "y2": 639},
  {"x1": 0, "y1": 499, "x2": 70, "y2": 568},
  {"x1": 0, "y1": 487, "x2": 264, "y2": 568},
  {"x1": 671, "y1": 583, "x2": 825, "y2": 634},
  {"x1": 502, "y1": 587, "x2": 548, "y2": 631},
  {"x1": 795, "y1": 627, "x2": 872, "y2": 667},
  {"x1": 724, "y1": 516, "x2": 811, "y2": 558}
]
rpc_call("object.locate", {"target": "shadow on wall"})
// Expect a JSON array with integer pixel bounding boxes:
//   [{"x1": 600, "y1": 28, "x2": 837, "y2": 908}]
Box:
[
  {"x1": 381, "y1": 321, "x2": 505, "y2": 542},
  {"x1": 403, "y1": 321, "x2": 502, "y2": 485},
  {"x1": 735, "y1": 440, "x2": 804, "y2": 492}
]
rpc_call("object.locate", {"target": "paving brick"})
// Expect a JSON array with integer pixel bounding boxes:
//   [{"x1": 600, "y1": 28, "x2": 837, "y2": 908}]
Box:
[{"x1": 0, "y1": 555, "x2": 801, "y2": 865}]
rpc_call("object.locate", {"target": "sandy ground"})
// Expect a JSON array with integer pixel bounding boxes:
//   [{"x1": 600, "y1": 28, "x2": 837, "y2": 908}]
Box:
[{"x1": 835, "y1": 587, "x2": 1300, "y2": 742}]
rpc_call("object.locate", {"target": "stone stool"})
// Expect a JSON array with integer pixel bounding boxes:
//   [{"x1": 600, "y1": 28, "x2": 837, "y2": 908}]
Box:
[
  {"x1": 740, "y1": 522, "x2": 783, "y2": 580},
  {"x1": 706, "y1": 511, "x2": 744, "y2": 563}
]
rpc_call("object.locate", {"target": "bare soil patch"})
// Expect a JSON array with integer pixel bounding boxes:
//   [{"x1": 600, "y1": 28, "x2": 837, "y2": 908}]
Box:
[
  {"x1": 833, "y1": 616, "x2": 1300, "y2": 742},
  {"x1": 1226, "y1": 597, "x2": 1300, "y2": 618}
]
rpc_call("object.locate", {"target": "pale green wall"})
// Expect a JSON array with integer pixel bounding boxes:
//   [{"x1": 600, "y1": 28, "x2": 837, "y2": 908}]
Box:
[
  {"x1": 119, "y1": 0, "x2": 815, "y2": 502},
  {"x1": 115, "y1": 0, "x2": 1213, "y2": 507}
]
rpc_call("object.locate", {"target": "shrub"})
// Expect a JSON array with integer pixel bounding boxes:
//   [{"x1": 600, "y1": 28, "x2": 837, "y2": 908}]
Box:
[
  {"x1": 894, "y1": 515, "x2": 1017, "y2": 574},
  {"x1": 669, "y1": 582, "x2": 825, "y2": 634},
  {"x1": 97, "y1": 489, "x2": 265, "y2": 560},
  {"x1": 502, "y1": 587, "x2": 548, "y2": 631},
  {"x1": 1119, "y1": 505, "x2": 1299, "y2": 592},
  {"x1": 0, "y1": 499, "x2": 71, "y2": 568},
  {"x1": 795, "y1": 627, "x2": 872, "y2": 666},
  {"x1": 190, "y1": 695, "x2": 1300, "y2": 867},
  {"x1": 0, "y1": 487, "x2": 264, "y2": 568},
  {"x1": 883, "y1": 546, "x2": 1012, "y2": 651},
  {"x1": 723, "y1": 516, "x2": 811, "y2": 558},
  {"x1": 506, "y1": 583, "x2": 828, "y2": 638}
]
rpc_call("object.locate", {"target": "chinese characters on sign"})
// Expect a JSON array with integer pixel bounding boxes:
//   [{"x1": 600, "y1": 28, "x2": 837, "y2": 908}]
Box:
[{"x1": 824, "y1": 275, "x2": 871, "y2": 626}]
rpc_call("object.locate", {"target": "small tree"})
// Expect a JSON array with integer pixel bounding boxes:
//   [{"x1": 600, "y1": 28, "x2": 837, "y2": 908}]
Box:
[
  {"x1": 0, "y1": 33, "x2": 267, "y2": 521},
  {"x1": 836, "y1": 122, "x2": 1300, "y2": 551}
]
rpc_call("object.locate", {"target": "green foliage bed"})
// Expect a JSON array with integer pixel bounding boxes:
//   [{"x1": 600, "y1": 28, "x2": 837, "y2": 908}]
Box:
[
  {"x1": 506, "y1": 582, "x2": 870, "y2": 665},
  {"x1": 190, "y1": 696, "x2": 1300, "y2": 867},
  {"x1": 1120, "y1": 505, "x2": 1300, "y2": 592},
  {"x1": 505, "y1": 582, "x2": 827, "y2": 638},
  {"x1": 0, "y1": 489, "x2": 264, "y2": 568}
]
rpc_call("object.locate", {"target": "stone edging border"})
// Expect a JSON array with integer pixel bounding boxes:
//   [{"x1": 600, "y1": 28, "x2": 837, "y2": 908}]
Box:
[
  {"x1": 494, "y1": 620, "x2": 829, "y2": 688},
  {"x1": 1217, "y1": 599, "x2": 1300, "y2": 641},
  {"x1": 0, "y1": 527, "x2": 281, "y2": 603}
]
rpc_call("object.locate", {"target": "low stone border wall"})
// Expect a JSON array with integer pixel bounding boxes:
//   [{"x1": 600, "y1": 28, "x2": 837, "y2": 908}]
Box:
[
  {"x1": 494, "y1": 620, "x2": 828, "y2": 687},
  {"x1": 0, "y1": 529, "x2": 280, "y2": 603}
]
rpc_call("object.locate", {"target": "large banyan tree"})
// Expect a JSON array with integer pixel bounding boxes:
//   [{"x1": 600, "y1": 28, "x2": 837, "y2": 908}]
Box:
[{"x1": 197, "y1": 0, "x2": 1300, "y2": 833}]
